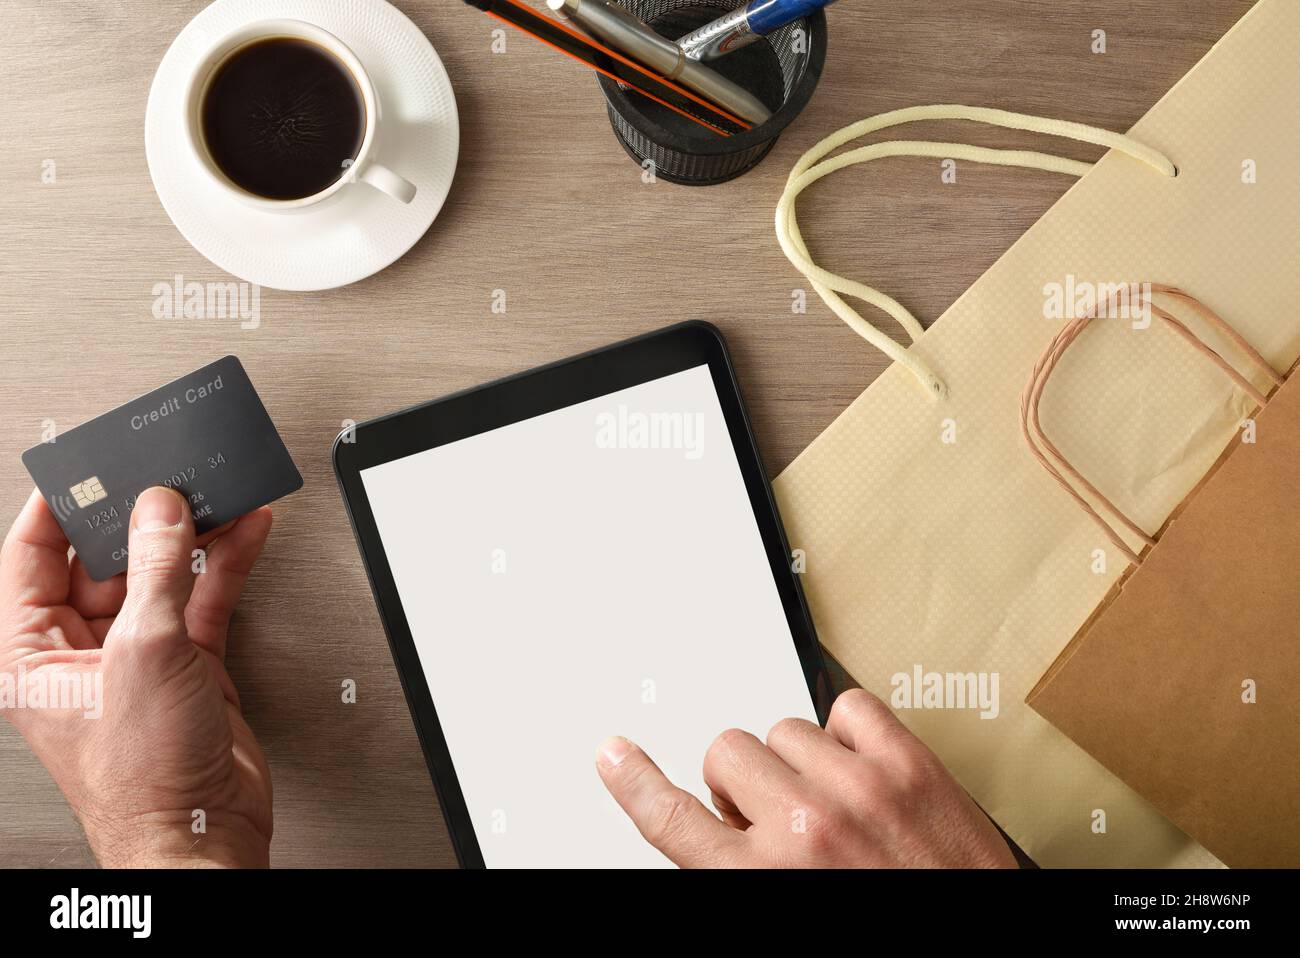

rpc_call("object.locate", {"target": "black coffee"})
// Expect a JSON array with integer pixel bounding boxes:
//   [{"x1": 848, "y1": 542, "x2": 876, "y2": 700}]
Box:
[{"x1": 201, "y1": 37, "x2": 365, "y2": 200}]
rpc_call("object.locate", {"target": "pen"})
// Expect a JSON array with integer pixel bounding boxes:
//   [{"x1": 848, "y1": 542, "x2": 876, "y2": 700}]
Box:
[
  {"x1": 460, "y1": 0, "x2": 750, "y2": 135},
  {"x1": 547, "y1": 0, "x2": 772, "y2": 126},
  {"x1": 677, "y1": 0, "x2": 838, "y2": 62}
]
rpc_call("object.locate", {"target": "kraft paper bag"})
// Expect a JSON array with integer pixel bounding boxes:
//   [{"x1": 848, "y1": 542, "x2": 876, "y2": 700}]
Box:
[
  {"x1": 1023, "y1": 307, "x2": 1300, "y2": 867},
  {"x1": 773, "y1": 0, "x2": 1300, "y2": 867}
]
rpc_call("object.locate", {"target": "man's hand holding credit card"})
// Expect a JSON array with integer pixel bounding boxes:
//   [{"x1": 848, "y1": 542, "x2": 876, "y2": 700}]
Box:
[{"x1": 21, "y1": 356, "x2": 302, "y2": 580}]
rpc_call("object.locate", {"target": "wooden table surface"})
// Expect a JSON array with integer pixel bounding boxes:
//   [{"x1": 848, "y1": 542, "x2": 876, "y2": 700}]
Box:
[{"x1": 0, "y1": 0, "x2": 1257, "y2": 867}]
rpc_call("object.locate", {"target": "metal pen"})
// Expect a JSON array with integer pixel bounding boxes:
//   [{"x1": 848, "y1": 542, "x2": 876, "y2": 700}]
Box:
[
  {"x1": 677, "y1": 0, "x2": 838, "y2": 62},
  {"x1": 461, "y1": 0, "x2": 748, "y2": 135},
  {"x1": 547, "y1": 0, "x2": 772, "y2": 125}
]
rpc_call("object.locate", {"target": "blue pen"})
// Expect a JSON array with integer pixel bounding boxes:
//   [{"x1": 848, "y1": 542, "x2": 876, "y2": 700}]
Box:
[{"x1": 676, "y1": 0, "x2": 837, "y2": 62}]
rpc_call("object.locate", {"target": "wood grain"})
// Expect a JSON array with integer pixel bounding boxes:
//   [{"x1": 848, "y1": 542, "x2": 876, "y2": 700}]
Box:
[{"x1": 0, "y1": 0, "x2": 1258, "y2": 867}]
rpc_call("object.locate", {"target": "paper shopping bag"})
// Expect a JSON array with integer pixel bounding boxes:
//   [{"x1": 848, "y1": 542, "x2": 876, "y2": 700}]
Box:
[
  {"x1": 1022, "y1": 293, "x2": 1300, "y2": 868},
  {"x1": 773, "y1": 0, "x2": 1300, "y2": 867}
]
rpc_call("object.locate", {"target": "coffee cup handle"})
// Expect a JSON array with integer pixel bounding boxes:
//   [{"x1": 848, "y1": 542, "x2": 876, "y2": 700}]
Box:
[{"x1": 358, "y1": 162, "x2": 416, "y2": 204}]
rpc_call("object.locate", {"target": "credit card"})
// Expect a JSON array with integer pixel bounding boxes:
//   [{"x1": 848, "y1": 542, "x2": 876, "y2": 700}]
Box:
[{"x1": 22, "y1": 356, "x2": 303, "y2": 580}]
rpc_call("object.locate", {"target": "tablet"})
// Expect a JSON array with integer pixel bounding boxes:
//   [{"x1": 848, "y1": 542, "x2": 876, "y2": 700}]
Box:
[{"x1": 334, "y1": 322, "x2": 832, "y2": 867}]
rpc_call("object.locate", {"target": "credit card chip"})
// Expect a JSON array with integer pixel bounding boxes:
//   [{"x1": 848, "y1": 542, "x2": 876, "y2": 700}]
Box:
[{"x1": 70, "y1": 476, "x2": 107, "y2": 508}]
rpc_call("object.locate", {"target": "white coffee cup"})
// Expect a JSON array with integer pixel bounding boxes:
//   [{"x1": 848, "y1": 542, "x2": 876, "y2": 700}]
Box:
[{"x1": 182, "y1": 19, "x2": 416, "y2": 210}]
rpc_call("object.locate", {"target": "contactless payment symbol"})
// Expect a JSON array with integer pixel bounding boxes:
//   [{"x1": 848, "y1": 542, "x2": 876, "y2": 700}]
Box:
[
  {"x1": 70, "y1": 476, "x2": 107, "y2": 508},
  {"x1": 49, "y1": 494, "x2": 77, "y2": 522}
]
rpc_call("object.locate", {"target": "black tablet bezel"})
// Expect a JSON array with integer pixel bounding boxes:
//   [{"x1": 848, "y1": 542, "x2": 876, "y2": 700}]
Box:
[{"x1": 333, "y1": 321, "x2": 833, "y2": 868}]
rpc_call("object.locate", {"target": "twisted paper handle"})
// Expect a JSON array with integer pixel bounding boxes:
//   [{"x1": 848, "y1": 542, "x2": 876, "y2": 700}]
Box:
[{"x1": 1019, "y1": 285, "x2": 1284, "y2": 565}]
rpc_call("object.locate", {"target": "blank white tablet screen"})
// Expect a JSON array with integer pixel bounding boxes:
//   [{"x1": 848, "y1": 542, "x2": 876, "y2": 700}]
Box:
[{"x1": 361, "y1": 364, "x2": 817, "y2": 867}]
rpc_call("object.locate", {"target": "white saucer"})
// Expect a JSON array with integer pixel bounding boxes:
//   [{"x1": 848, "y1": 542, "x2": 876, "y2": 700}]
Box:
[{"x1": 145, "y1": 0, "x2": 458, "y2": 291}]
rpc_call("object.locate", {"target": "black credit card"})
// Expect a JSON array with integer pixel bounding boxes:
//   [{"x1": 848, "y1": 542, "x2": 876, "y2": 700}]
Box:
[{"x1": 22, "y1": 356, "x2": 303, "y2": 580}]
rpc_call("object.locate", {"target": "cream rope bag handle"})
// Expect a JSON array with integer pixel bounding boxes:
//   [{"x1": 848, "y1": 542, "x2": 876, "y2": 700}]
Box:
[{"x1": 775, "y1": 105, "x2": 1177, "y2": 400}]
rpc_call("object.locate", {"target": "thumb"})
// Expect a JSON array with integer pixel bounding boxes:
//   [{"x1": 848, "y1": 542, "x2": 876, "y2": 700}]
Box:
[{"x1": 114, "y1": 486, "x2": 197, "y2": 649}]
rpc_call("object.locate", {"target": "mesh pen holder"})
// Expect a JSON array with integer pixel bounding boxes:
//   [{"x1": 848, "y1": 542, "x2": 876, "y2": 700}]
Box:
[{"x1": 596, "y1": 0, "x2": 827, "y2": 185}]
